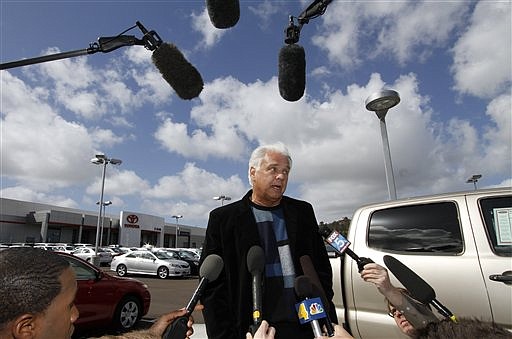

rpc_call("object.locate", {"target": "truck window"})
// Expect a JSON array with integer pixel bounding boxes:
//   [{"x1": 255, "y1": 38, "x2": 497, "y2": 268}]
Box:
[
  {"x1": 367, "y1": 202, "x2": 463, "y2": 254},
  {"x1": 479, "y1": 196, "x2": 512, "y2": 257}
]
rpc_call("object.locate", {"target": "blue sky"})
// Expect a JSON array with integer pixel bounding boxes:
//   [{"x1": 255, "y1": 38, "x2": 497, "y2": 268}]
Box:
[{"x1": 1, "y1": 1, "x2": 511, "y2": 228}]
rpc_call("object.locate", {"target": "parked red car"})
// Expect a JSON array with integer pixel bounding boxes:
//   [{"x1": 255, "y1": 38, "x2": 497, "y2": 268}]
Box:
[{"x1": 55, "y1": 252, "x2": 151, "y2": 336}]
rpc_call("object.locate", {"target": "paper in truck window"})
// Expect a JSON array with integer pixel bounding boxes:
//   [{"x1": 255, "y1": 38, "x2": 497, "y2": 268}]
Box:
[{"x1": 494, "y1": 207, "x2": 512, "y2": 245}]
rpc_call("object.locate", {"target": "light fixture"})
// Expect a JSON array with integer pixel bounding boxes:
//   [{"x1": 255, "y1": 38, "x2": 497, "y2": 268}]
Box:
[
  {"x1": 466, "y1": 174, "x2": 482, "y2": 190},
  {"x1": 213, "y1": 195, "x2": 232, "y2": 206},
  {"x1": 365, "y1": 89, "x2": 401, "y2": 200},
  {"x1": 91, "y1": 153, "x2": 122, "y2": 265},
  {"x1": 172, "y1": 215, "x2": 183, "y2": 248}
]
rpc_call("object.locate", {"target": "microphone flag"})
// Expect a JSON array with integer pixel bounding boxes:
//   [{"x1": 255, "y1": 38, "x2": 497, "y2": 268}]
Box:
[{"x1": 295, "y1": 297, "x2": 327, "y2": 324}]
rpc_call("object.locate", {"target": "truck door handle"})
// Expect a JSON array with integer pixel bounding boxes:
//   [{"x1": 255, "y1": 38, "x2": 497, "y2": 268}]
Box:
[{"x1": 489, "y1": 271, "x2": 512, "y2": 285}]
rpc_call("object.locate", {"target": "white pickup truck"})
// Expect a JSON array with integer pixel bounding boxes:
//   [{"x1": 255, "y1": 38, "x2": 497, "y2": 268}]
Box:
[{"x1": 329, "y1": 187, "x2": 512, "y2": 338}]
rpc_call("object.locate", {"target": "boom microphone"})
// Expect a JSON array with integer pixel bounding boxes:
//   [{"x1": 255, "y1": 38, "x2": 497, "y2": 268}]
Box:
[
  {"x1": 151, "y1": 42, "x2": 204, "y2": 100},
  {"x1": 383, "y1": 255, "x2": 457, "y2": 322},
  {"x1": 298, "y1": 0, "x2": 334, "y2": 22},
  {"x1": 294, "y1": 275, "x2": 327, "y2": 338},
  {"x1": 206, "y1": 0, "x2": 240, "y2": 29},
  {"x1": 319, "y1": 226, "x2": 373, "y2": 272},
  {"x1": 247, "y1": 245, "x2": 265, "y2": 335},
  {"x1": 278, "y1": 44, "x2": 306, "y2": 102},
  {"x1": 163, "y1": 254, "x2": 224, "y2": 339},
  {"x1": 300, "y1": 255, "x2": 335, "y2": 337}
]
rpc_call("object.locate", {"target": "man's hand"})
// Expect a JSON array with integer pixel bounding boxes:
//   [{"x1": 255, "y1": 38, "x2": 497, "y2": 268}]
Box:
[
  {"x1": 246, "y1": 320, "x2": 276, "y2": 339},
  {"x1": 148, "y1": 304, "x2": 204, "y2": 338}
]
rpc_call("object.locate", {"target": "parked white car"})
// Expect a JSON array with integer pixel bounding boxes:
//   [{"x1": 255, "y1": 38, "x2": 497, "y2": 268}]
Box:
[
  {"x1": 72, "y1": 247, "x2": 112, "y2": 266},
  {"x1": 110, "y1": 250, "x2": 190, "y2": 279}
]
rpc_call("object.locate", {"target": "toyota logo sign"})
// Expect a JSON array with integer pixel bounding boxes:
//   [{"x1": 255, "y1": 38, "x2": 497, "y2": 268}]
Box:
[{"x1": 126, "y1": 214, "x2": 139, "y2": 224}]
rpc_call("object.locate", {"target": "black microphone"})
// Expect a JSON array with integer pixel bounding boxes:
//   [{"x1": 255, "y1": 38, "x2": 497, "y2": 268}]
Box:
[
  {"x1": 300, "y1": 255, "x2": 335, "y2": 337},
  {"x1": 206, "y1": 0, "x2": 240, "y2": 29},
  {"x1": 247, "y1": 245, "x2": 265, "y2": 335},
  {"x1": 278, "y1": 43, "x2": 306, "y2": 102},
  {"x1": 162, "y1": 254, "x2": 224, "y2": 339},
  {"x1": 294, "y1": 275, "x2": 327, "y2": 338},
  {"x1": 319, "y1": 226, "x2": 373, "y2": 272},
  {"x1": 151, "y1": 42, "x2": 204, "y2": 100},
  {"x1": 383, "y1": 255, "x2": 457, "y2": 322}
]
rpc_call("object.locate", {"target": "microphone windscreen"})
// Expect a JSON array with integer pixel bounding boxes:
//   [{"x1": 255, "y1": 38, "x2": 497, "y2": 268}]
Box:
[
  {"x1": 294, "y1": 275, "x2": 313, "y2": 299},
  {"x1": 206, "y1": 0, "x2": 240, "y2": 29},
  {"x1": 318, "y1": 226, "x2": 333, "y2": 239},
  {"x1": 247, "y1": 245, "x2": 265, "y2": 275},
  {"x1": 383, "y1": 255, "x2": 435, "y2": 304},
  {"x1": 151, "y1": 43, "x2": 204, "y2": 100},
  {"x1": 300, "y1": 255, "x2": 330, "y2": 313},
  {"x1": 278, "y1": 44, "x2": 306, "y2": 102},
  {"x1": 200, "y1": 254, "x2": 224, "y2": 281}
]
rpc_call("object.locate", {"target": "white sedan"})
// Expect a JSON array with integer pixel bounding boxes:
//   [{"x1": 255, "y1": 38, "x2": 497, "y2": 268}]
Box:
[
  {"x1": 110, "y1": 250, "x2": 190, "y2": 279},
  {"x1": 71, "y1": 247, "x2": 112, "y2": 266}
]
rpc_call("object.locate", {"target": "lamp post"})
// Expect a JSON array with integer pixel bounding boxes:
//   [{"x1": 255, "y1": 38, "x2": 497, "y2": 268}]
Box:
[
  {"x1": 172, "y1": 215, "x2": 183, "y2": 247},
  {"x1": 365, "y1": 89, "x2": 401, "y2": 200},
  {"x1": 96, "y1": 200, "x2": 112, "y2": 246},
  {"x1": 213, "y1": 195, "x2": 231, "y2": 206},
  {"x1": 466, "y1": 174, "x2": 482, "y2": 190},
  {"x1": 91, "y1": 154, "x2": 122, "y2": 265}
]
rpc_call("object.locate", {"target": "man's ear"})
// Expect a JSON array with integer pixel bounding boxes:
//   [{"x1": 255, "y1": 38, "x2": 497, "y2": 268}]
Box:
[{"x1": 12, "y1": 314, "x2": 37, "y2": 338}]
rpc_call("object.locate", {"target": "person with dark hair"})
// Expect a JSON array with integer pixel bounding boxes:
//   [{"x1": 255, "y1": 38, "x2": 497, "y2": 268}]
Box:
[
  {"x1": 360, "y1": 262, "x2": 438, "y2": 337},
  {"x1": 0, "y1": 246, "x2": 79, "y2": 338},
  {"x1": 200, "y1": 142, "x2": 336, "y2": 339},
  {"x1": 414, "y1": 317, "x2": 512, "y2": 339},
  {"x1": 0, "y1": 247, "x2": 200, "y2": 339}
]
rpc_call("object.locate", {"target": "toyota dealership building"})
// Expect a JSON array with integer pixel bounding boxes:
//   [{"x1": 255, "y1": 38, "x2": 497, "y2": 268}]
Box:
[{"x1": 0, "y1": 197, "x2": 206, "y2": 248}]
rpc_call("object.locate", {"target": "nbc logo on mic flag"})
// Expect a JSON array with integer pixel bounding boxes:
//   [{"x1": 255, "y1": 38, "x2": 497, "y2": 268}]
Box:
[{"x1": 295, "y1": 297, "x2": 326, "y2": 324}]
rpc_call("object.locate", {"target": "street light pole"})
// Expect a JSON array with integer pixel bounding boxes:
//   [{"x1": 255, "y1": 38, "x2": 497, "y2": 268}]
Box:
[
  {"x1": 365, "y1": 89, "x2": 401, "y2": 200},
  {"x1": 172, "y1": 215, "x2": 183, "y2": 247},
  {"x1": 91, "y1": 154, "x2": 122, "y2": 265},
  {"x1": 96, "y1": 200, "x2": 112, "y2": 246},
  {"x1": 466, "y1": 174, "x2": 482, "y2": 190},
  {"x1": 213, "y1": 195, "x2": 231, "y2": 206}
]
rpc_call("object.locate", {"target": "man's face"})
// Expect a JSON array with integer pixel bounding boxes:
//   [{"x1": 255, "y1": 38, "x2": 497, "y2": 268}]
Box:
[
  {"x1": 250, "y1": 151, "x2": 290, "y2": 207},
  {"x1": 33, "y1": 267, "x2": 79, "y2": 339}
]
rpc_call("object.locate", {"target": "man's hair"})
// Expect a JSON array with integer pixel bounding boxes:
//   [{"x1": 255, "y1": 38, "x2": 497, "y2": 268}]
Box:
[
  {"x1": 247, "y1": 142, "x2": 292, "y2": 186},
  {"x1": 0, "y1": 247, "x2": 71, "y2": 328},
  {"x1": 414, "y1": 317, "x2": 512, "y2": 338}
]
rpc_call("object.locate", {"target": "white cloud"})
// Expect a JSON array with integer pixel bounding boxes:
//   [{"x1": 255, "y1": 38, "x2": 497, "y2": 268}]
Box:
[
  {"x1": 1, "y1": 71, "x2": 95, "y2": 187},
  {"x1": 0, "y1": 186, "x2": 78, "y2": 208},
  {"x1": 451, "y1": 1, "x2": 512, "y2": 98},
  {"x1": 191, "y1": 8, "x2": 227, "y2": 49},
  {"x1": 312, "y1": 1, "x2": 469, "y2": 67}
]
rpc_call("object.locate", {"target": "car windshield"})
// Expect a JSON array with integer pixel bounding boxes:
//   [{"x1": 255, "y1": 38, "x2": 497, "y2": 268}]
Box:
[
  {"x1": 179, "y1": 251, "x2": 196, "y2": 260},
  {"x1": 154, "y1": 251, "x2": 173, "y2": 260}
]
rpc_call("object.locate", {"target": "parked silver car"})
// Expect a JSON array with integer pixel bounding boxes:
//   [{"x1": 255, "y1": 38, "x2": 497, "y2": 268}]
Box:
[{"x1": 110, "y1": 250, "x2": 190, "y2": 279}]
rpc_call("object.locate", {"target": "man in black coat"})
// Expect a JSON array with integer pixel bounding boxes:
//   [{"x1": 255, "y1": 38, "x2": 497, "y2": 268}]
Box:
[{"x1": 200, "y1": 142, "x2": 336, "y2": 339}]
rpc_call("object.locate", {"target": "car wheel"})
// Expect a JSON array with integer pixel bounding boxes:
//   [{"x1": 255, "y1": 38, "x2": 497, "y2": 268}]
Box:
[
  {"x1": 113, "y1": 296, "x2": 141, "y2": 330},
  {"x1": 116, "y1": 264, "x2": 127, "y2": 277},
  {"x1": 157, "y1": 266, "x2": 169, "y2": 279}
]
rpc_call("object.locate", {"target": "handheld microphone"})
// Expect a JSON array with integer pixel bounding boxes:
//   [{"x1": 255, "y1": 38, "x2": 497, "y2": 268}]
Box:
[
  {"x1": 247, "y1": 245, "x2": 265, "y2": 335},
  {"x1": 151, "y1": 42, "x2": 204, "y2": 100},
  {"x1": 294, "y1": 275, "x2": 327, "y2": 338},
  {"x1": 206, "y1": 0, "x2": 240, "y2": 29},
  {"x1": 278, "y1": 44, "x2": 306, "y2": 102},
  {"x1": 300, "y1": 255, "x2": 335, "y2": 337},
  {"x1": 319, "y1": 226, "x2": 373, "y2": 272},
  {"x1": 383, "y1": 255, "x2": 457, "y2": 322},
  {"x1": 162, "y1": 254, "x2": 224, "y2": 339}
]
